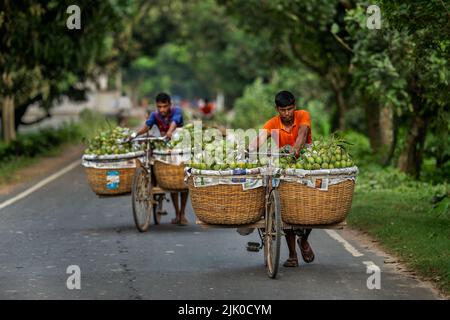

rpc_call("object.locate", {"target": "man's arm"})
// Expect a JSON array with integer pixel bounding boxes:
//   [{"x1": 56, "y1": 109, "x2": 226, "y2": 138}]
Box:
[
  {"x1": 128, "y1": 123, "x2": 151, "y2": 140},
  {"x1": 166, "y1": 107, "x2": 183, "y2": 139},
  {"x1": 134, "y1": 124, "x2": 151, "y2": 137},
  {"x1": 165, "y1": 121, "x2": 178, "y2": 139},
  {"x1": 130, "y1": 112, "x2": 155, "y2": 139},
  {"x1": 293, "y1": 125, "x2": 309, "y2": 156}
]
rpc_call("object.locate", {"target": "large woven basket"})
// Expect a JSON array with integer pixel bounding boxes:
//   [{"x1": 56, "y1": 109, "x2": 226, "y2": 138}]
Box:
[
  {"x1": 153, "y1": 160, "x2": 188, "y2": 191},
  {"x1": 279, "y1": 179, "x2": 355, "y2": 225},
  {"x1": 82, "y1": 152, "x2": 142, "y2": 196},
  {"x1": 84, "y1": 167, "x2": 135, "y2": 195},
  {"x1": 187, "y1": 178, "x2": 264, "y2": 225}
]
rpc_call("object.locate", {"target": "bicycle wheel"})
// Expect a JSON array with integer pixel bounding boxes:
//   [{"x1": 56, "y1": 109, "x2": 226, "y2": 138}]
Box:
[
  {"x1": 132, "y1": 166, "x2": 152, "y2": 232},
  {"x1": 264, "y1": 189, "x2": 281, "y2": 278}
]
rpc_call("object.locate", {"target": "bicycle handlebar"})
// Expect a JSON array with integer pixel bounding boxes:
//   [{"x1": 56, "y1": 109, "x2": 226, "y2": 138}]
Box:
[
  {"x1": 132, "y1": 136, "x2": 169, "y2": 142},
  {"x1": 117, "y1": 136, "x2": 169, "y2": 144}
]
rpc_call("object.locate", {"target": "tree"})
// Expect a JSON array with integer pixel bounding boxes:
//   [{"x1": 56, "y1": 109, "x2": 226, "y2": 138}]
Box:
[
  {"x1": 380, "y1": 0, "x2": 449, "y2": 177},
  {"x1": 221, "y1": 0, "x2": 355, "y2": 130},
  {"x1": 0, "y1": 0, "x2": 131, "y2": 141},
  {"x1": 344, "y1": 1, "x2": 449, "y2": 176},
  {"x1": 119, "y1": 0, "x2": 274, "y2": 106}
]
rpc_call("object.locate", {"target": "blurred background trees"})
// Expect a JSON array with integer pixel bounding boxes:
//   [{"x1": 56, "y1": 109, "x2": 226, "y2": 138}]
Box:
[{"x1": 0, "y1": 0, "x2": 448, "y2": 181}]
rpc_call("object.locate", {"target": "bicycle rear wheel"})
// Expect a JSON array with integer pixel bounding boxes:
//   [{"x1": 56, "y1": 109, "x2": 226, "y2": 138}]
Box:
[
  {"x1": 132, "y1": 166, "x2": 152, "y2": 232},
  {"x1": 264, "y1": 189, "x2": 281, "y2": 278}
]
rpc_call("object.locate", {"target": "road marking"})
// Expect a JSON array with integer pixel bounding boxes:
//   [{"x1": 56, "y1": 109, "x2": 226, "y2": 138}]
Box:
[
  {"x1": 325, "y1": 230, "x2": 364, "y2": 257},
  {"x1": 0, "y1": 159, "x2": 81, "y2": 211},
  {"x1": 363, "y1": 261, "x2": 379, "y2": 267}
]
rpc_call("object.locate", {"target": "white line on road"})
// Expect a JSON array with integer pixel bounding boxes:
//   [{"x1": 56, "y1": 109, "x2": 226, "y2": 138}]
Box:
[
  {"x1": 0, "y1": 159, "x2": 81, "y2": 211},
  {"x1": 363, "y1": 261, "x2": 379, "y2": 268},
  {"x1": 325, "y1": 230, "x2": 364, "y2": 257}
]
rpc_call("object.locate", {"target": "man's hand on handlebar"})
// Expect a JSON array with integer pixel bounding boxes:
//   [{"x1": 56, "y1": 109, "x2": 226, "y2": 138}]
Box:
[{"x1": 125, "y1": 131, "x2": 137, "y2": 143}]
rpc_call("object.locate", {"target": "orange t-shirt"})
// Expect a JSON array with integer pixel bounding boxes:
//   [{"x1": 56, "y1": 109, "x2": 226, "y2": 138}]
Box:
[{"x1": 262, "y1": 110, "x2": 312, "y2": 147}]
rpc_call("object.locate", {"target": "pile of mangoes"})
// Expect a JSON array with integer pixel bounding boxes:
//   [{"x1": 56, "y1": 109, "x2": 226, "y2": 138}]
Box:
[
  {"x1": 84, "y1": 127, "x2": 134, "y2": 155},
  {"x1": 275, "y1": 138, "x2": 355, "y2": 169}
]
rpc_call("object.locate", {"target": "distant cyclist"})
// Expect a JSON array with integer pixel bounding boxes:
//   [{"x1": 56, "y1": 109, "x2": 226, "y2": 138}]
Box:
[{"x1": 131, "y1": 92, "x2": 189, "y2": 226}]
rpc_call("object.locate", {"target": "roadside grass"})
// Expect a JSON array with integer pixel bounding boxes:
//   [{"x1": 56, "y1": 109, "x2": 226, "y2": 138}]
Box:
[
  {"x1": 349, "y1": 168, "x2": 450, "y2": 295},
  {"x1": 0, "y1": 156, "x2": 39, "y2": 185},
  {"x1": 0, "y1": 109, "x2": 115, "y2": 186},
  {"x1": 0, "y1": 143, "x2": 68, "y2": 185}
]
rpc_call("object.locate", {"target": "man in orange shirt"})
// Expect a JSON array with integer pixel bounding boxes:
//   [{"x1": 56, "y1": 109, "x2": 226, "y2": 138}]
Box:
[{"x1": 250, "y1": 90, "x2": 314, "y2": 267}]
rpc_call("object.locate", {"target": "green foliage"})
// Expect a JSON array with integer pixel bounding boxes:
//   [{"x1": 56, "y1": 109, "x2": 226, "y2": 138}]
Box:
[
  {"x1": 232, "y1": 79, "x2": 275, "y2": 129},
  {"x1": 78, "y1": 109, "x2": 117, "y2": 140},
  {"x1": 349, "y1": 187, "x2": 450, "y2": 295},
  {"x1": 0, "y1": 125, "x2": 81, "y2": 162},
  {"x1": 0, "y1": 0, "x2": 134, "y2": 137},
  {"x1": 232, "y1": 67, "x2": 330, "y2": 134},
  {"x1": 122, "y1": 0, "x2": 273, "y2": 104},
  {"x1": 338, "y1": 131, "x2": 373, "y2": 167}
]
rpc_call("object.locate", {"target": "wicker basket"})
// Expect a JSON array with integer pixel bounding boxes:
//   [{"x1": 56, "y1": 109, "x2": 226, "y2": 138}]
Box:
[
  {"x1": 279, "y1": 179, "x2": 355, "y2": 225},
  {"x1": 153, "y1": 160, "x2": 188, "y2": 191},
  {"x1": 187, "y1": 178, "x2": 264, "y2": 225},
  {"x1": 84, "y1": 167, "x2": 135, "y2": 195}
]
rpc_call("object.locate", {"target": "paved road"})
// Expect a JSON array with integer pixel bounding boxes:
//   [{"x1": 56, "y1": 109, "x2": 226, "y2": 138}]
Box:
[{"x1": 0, "y1": 164, "x2": 441, "y2": 299}]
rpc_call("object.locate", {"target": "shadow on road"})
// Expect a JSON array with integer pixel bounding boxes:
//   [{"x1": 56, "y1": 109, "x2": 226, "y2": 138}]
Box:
[{"x1": 80, "y1": 223, "x2": 202, "y2": 235}]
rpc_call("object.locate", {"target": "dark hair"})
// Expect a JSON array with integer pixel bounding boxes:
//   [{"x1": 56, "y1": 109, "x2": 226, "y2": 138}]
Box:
[
  {"x1": 275, "y1": 90, "x2": 295, "y2": 108},
  {"x1": 155, "y1": 92, "x2": 171, "y2": 104}
]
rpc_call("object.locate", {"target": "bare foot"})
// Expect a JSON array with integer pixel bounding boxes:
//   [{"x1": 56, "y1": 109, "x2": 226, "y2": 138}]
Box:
[{"x1": 178, "y1": 217, "x2": 189, "y2": 226}]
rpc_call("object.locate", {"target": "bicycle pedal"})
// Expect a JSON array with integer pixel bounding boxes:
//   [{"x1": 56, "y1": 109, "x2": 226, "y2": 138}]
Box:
[
  {"x1": 157, "y1": 210, "x2": 168, "y2": 216},
  {"x1": 246, "y1": 242, "x2": 260, "y2": 252}
]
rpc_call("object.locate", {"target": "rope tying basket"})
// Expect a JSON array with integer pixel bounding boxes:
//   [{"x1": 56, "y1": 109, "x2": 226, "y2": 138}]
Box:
[
  {"x1": 82, "y1": 153, "x2": 142, "y2": 195},
  {"x1": 279, "y1": 166, "x2": 358, "y2": 225},
  {"x1": 186, "y1": 168, "x2": 265, "y2": 225}
]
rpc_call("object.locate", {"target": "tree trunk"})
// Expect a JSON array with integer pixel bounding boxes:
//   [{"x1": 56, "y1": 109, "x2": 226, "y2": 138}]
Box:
[
  {"x1": 336, "y1": 89, "x2": 347, "y2": 131},
  {"x1": 364, "y1": 99, "x2": 381, "y2": 151},
  {"x1": 383, "y1": 113, "x2": 398, "y2": 167},
  {"x1": 398, "y1": 114, "x2": 428, "y2": 178},
  {"x1": 328, "y1": 71, "x2": 348, "y2": 132},
  {"x1": 379, "y1": 105, "x2": 394, "y2": 163},
  {"x1": 2, "y1": 96, "x2": 16, "y2": 142},
  {"x1": 364, "y1": 100, "x2": 395, "y2": 164}
]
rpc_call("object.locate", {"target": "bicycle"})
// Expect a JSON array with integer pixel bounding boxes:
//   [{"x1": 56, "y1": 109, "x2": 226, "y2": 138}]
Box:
[{"x1": 127, "y1": 135, "x2": 171, "y2": 232}]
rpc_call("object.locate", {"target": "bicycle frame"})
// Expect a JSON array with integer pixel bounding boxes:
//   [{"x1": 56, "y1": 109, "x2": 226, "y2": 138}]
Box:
[{"x1": 131, "y1": 135, "x2": 169, "y2": 169}]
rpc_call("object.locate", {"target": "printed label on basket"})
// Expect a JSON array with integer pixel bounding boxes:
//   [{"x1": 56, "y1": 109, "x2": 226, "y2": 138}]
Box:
[
  {"x1": 242, "y1": 179, "x2": 264, "y2": 191},
  {"x1": 306, "y1": 178, "x2": 315, "y2": 189},
  {"x1": 106, "y1": 171, "x2": 120, "y2": 189},
  {"x1": 319, "y1": 178, "x2": 329, "y2": 191}
]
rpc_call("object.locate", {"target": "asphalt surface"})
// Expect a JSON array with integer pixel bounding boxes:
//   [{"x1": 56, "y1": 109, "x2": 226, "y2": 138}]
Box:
[{"x1": 0, "y1": 164, "x2": 442, "y2": 300}]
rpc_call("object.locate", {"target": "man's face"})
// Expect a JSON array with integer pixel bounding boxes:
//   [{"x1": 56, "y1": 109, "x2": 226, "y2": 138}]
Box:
[
  {"x1": 277, "y1": 104, "x2": 295, "y2": 123},
  {"x1": 156, "y1": 101, "x2": 171, "y2": 117}
]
